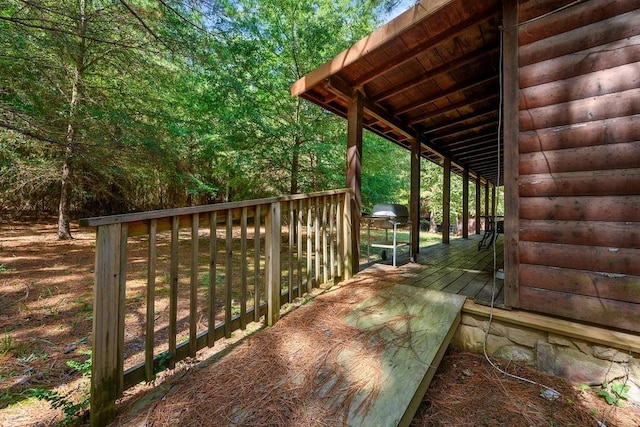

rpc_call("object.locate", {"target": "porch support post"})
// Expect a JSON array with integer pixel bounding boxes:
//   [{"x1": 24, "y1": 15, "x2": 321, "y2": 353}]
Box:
[
  {"x1": 475, "y1": 175, "x2": 481, "y2": 234},
  {"x1": 491, "y1": 184, "x2": 497, "y2": 217},
  {"x1": 442, "y1": 157, "x2": 451, "y2": 244},
  {"x1": 484, "y1": 180, "x2": 489, "y2": 231},
  {"x1": 410, "y1": 136, "x2": 421, "y2": 258},
  {"x1": 462, "y1": 168, "x2": 469, "y2": 238},
  {"x1": 503, "y1": 0, "x2": 520, "y2": 307},
  {"x1": 347, "y1": 90, "x2": 364, "y2": 274}
]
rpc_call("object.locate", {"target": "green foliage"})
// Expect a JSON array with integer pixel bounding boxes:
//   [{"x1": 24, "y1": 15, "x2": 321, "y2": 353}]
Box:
[
  {"x1": 157, "y1": 351, "x2": 172, "y2": 372},
  {"x1": 29, "y1": 350, "x2": 91, "y2": 425},
  {"x1": 0, "y1": 0, "x2": 467, "y2": 231},
  {"x1": 0, "y1": 330, "x2": 13, "y2": 355},
  {"x1": 596, "y1": 381, "x2": 630, "y2": 407},
  {"x1": 0, "y1": 263, "x2": 14, "y2": 272}
]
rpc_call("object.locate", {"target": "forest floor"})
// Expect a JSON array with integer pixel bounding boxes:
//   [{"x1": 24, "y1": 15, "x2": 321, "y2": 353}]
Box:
[{"x1": 0, "y1": 218, "x2": 639, "y2": 426}]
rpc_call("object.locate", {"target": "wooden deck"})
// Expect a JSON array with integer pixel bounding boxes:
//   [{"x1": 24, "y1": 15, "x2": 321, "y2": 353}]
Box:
[{"x1": 363, "y1": 233, "x2": 506, "y2": 307}]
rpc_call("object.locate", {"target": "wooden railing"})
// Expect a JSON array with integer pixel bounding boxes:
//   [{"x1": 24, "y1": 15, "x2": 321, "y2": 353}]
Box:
[{"x1": 80, "y1": 189, "x2": 352, "y2": 426}]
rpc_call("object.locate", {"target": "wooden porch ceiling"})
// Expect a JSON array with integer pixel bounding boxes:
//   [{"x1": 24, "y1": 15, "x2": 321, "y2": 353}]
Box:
[{"x1": 291, "y1": 0, "x2": 504, "y2": 185}]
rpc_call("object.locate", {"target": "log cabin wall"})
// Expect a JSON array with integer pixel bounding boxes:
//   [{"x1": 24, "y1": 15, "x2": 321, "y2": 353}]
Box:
[{"x1": 516, "y1": 0, "x2": 640, "y2": 333}]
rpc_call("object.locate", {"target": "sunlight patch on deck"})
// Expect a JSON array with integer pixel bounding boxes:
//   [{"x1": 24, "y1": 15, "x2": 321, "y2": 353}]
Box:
[{"x1": 327, "y1": 285, "x2": 466, "y2": 426}]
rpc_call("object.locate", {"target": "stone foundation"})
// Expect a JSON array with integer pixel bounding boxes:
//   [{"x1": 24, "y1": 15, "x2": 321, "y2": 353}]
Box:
[{"x1": 452, "y1": 303, "x2": 640, "y2": 403}]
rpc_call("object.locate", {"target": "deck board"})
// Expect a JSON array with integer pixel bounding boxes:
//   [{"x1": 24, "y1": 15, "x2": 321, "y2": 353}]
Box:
[
  {"x1": 337, "y1": 285, "x2": 466, "y2": 426},
  {"x1": 369, "y1": 234, "x2": 505, "y2": 306}
]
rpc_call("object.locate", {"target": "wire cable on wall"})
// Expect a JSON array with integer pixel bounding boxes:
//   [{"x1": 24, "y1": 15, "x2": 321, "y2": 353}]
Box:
[{"x1": 480, "y1": 20, "x2": 560, "y2": 399}]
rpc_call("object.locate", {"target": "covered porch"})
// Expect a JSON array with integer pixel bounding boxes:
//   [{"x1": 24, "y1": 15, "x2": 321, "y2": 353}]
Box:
[{"x1": 363, "y1": 233, "x2": 505, "y2": 307}]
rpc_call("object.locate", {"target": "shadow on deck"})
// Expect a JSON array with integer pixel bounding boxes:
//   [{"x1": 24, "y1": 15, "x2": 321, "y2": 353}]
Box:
[{"x1": 360, "y1": 233, "x2": 506, "y2": 307}]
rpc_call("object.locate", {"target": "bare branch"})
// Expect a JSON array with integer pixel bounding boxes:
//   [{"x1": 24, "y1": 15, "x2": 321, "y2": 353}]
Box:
[
  {"x1": 0, "y1": 15, "x2": 146, "y2": 50},
  {"x1": 118, "y1": 0, "x2": 173, "y2": 52},
  {"x1": 0, "y1": 120, "x2": 65, "y2": 146}
]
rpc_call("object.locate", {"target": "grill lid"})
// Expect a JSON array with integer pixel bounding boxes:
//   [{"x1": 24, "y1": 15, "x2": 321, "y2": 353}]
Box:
[{"x1": 371, "y1": 203, "x2": 409, "y2": 224}]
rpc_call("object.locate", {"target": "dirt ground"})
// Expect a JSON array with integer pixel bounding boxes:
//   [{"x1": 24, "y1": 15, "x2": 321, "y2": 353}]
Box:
[{"x1": 1, "y1": 218, "x2": 639, "y2": 426}]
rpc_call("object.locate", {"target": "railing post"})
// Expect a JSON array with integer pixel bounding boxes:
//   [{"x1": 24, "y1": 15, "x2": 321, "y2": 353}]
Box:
[
  {"x1": 265, "y1": 201, "x2": 281, "y2": 326},
  {"x1": 90, "y1": 223, "x2": 125, "y2": 427},
  {"x1": 343, "y1": 191, "x2": 353, "y2": 280}
]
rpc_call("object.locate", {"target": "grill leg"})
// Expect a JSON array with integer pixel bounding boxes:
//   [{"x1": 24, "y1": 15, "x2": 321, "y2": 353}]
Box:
[{"x1": 392, "y1": 223, "x2": 398, "y2": 267}]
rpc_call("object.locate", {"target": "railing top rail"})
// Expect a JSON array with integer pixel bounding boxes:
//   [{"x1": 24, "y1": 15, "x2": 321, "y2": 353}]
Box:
[{"x1": 80, "y1": 188, "x2": 350, "y2": 227}]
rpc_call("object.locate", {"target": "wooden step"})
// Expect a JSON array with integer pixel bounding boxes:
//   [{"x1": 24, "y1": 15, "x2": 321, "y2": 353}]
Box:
[{"x1": 325, "y1": 285, "x2": 467, "y2": 426}]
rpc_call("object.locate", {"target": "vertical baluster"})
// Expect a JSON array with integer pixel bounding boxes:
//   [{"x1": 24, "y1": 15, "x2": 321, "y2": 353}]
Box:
[
  {"x1": 117, "y1": 224, "x2": 128, "y2": 397},
  {"x1": 330, "y1": 196, "x2": 336, "y2": 282},
  {"x1": 306, "y1": 199, "x2": 312, "y2": 293},
  {"x1": 145, "y1": 219, "x2": 157, "y2": 382},
  {"x1": 224, "y1": 209, "x2": 233, "y2": 338},
  {"x1": 189, "y1": 214, "x2": 199, "y2": 356},
  {"x1": 336, "y1": 196, "x2": 343, "y2": 280},
  {"x1": 169, "y1": 216, "x2": 179, "y2": 369},
  {"x1": 240, "y1": 207, "x2": 248, "y2": 330},
  {"x1": 265, "y1": 202, "x2": 281, "y2": 326},
  {"x1": 314, "y1": 197, "x2": 321, "y2": 287},
  {"x1": 288, "y1": 200, "x2": 294, "y2": 302},
  {"x1": 343, "y1": 191, "x2": 353, "y2": 280},
  {"x1": 207, "y1": 212, "x2": 217, "y2": 347},
  {"x1": 322, "y1": 196, "x2": 329, "y2": 284},
  {"x1": 297, "y1": 199, "x2": 303, "y2": 297},
  {"x1": 254, "y1": 206, "x2": 261, "y2": 323}
]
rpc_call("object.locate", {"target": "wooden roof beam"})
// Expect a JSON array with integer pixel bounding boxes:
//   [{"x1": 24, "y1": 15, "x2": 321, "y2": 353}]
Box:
[
  {"x1": 423, "y1": 107, "x2": 497, "y2": 134},
  {"x1": 435, "y1": 131, "x2": 498, "y2": 150},
  {"x1": 396, "y1": 74, "x2": 498, "y2": 116},
  {"x1": 454, "y1": 145, "x2": 500, "y2": 160},
  {"x1": 448, "y1": 138, "x2": 498, "y2": 155},
  {"x1": 353, "y1": 6, "x2": 500, "y2": 87},
  {"x1": 324, "y1": 76, "x2": 416, "y2": 141},
  {"x1": 291, "y1": 0, "x2": 454, "y2": 97},
  {"x1": 430, "y1": 118, "x2": 499, "y2": 141},
  {"x1": 409, "y1": 93, "x2": 499, "y2": 126},
  {"x1": 372, "y1": 44, "x2": 499, "y2": 102}
]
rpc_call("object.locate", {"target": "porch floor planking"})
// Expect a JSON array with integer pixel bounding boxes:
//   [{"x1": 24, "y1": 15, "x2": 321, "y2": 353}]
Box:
[{"x1": 369, "y1": 234, "x2": 505, "y2": 306}]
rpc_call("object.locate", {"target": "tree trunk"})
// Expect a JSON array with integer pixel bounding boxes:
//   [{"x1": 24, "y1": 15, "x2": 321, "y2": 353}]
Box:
[
  {"x1": 57, "y1": 0, "x2": 86, "y2": 239},
  {"x1": 290, "y1": 98, "x2": 303, "y2": 195},
  {"x1": 290, "y1": 134, "x2": 301, "y2": 194},
  {"x1": 57, "y1": 147, "x2": 73, "y2": 239}
]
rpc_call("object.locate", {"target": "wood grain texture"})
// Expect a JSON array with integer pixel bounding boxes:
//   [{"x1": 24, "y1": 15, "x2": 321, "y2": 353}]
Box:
[
  {"x1": 519, "y1": 169, "x2": 640, "y2": 197},
  {"x1": 518, "y1": 9, "x2": 640, "y2": 67},
  {"x1": 265, "y1": 202, "x2": 281, "y2": 326},
  {"x1": 518, "y1": 114, "x2": 640, "y2": 153},
  {"x1": 209, "y1": 212, "x2": 218, "y2": 343},
  {"x1": 189, "y1": 214, "x2": 199, "y2": 356},
  {"x1": 519, "y1": 36, "x2": 640, "y2": 89},
  {"x1": 442, "y1": 157, "x2": 451, "y2": 244},
  {"x1": 90, "y1": 224, "x2": 122, "y2": 427},
  {"x1": 519, "y1": 88, "x2": 640, "y2": 131},
  {"x1": 518, "y1": 0, "x2": 638, "y2": 46},
  {"x1": 519, "y1": 263, "x2": 640, "y2": 304},
  {"x1": 169, "y1": 217, "x2": 179, "y2": 369},
  {"x1": 519, "y1": 241, "x2": 640, "y2": 276},
  {"x1": 519, "y1": 195, "x2": 640, "y2": 222},
  {"x1": 519, "y1": 286, "x2": 640, "y2": 333},
  {"x1": 463, "y1": 299, "x2": 640, "y2": 353},
  {"x1": 519, "y1": 63, "x2": 640, "y2": 110},
  {"x1": 224, "y1": 210, "x2": 233, "y2": 337},
  {"x1": 340, "y1": 286, "x2": 466, "y2": 427},
  {"x1": 347, "y1": 92, "x2": 363, "y2": 274},
  {"x1": 519, "y1": 142, "x2": 640, "y2": 175},
  {"x1": 519, "y1": 219, "x2": 640, "y2": 248},
  {"x1": 145, "y1": 220, "x2": 156, "y2": 382}
]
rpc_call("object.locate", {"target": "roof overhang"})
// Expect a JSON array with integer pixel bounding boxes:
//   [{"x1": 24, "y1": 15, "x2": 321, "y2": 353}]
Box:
[{"x1": 291, "y1": 0, "x2": 504, "y2": 185}]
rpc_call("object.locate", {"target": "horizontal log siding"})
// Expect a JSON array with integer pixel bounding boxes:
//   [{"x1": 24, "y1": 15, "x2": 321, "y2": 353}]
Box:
[{"x1": 517, "y1": 0, "x2": 640, "y2": 332}]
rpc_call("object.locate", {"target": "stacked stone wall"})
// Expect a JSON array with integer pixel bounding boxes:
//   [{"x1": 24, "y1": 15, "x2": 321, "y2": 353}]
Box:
[{"x1": 452, "y1": 313, "x2": 640, "y2": 403}]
